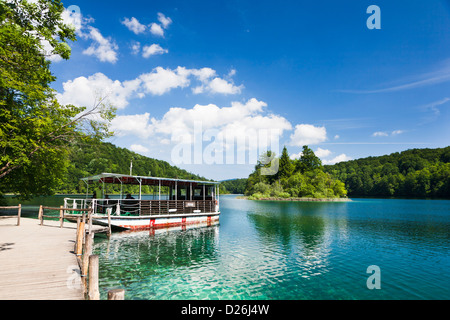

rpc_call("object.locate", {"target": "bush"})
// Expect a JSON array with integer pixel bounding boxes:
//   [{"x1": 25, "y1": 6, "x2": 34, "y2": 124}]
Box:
[
  {"x1": 248, "y1": 192, "x2": 268, "y2": 200},
  {"x1": 277, "y1": 191, "x2": 291, "y2": 198},
  {"x1": 253, "y1": 182, "x2": 271, "y2": 195}
]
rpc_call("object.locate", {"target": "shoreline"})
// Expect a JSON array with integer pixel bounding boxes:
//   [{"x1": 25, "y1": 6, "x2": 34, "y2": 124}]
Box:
[{"x1": 236, "y1": 196, "x2": 351, "y2": 202}]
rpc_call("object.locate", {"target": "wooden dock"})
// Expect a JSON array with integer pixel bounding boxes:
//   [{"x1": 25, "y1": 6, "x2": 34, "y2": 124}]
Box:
[{"x1": 0, "y1": 217, "x2": 84, "y2": 300}]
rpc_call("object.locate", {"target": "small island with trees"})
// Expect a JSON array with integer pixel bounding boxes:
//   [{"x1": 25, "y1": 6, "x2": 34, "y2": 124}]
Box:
[{"x1": 242, "y1": 146, "x2": 349, "y2": 201}]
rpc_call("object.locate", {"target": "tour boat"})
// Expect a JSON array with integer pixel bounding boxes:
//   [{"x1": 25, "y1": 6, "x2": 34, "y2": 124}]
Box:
[{"x1": 63, "y1": 173, "x2": 220, "y2": 231}]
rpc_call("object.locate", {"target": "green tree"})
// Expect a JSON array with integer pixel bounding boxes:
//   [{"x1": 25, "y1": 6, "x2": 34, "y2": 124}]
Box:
[
  {"x1": 0, "y1": 0, "x2": 115, "y2": 199},
  {"x1": 277, "y1": 146, "x2": 294, "y2": 180},
  {"x1": 295, "y1": 145, "x2": 322, "y2": 173},
  {"x1": 331, "y1": 179, "x2": 347, "y2": 198}
]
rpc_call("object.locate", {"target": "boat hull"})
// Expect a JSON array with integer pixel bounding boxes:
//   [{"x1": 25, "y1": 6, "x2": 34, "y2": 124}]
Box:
[{"x1": 92, "y1": 212, "x2": 220, "y2": 231}]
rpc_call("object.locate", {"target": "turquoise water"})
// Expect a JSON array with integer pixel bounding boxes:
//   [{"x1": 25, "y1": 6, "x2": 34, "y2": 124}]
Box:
[{"x1": 93, "y1": 196, "x2": 450, "y2": 300}]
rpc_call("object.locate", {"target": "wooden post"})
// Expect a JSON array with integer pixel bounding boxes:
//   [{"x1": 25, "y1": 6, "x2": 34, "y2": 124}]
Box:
[
  {"x1": 16, "y1": 204, "x2": 21, "y2": 226},
  {"x1": 76, "y1": 220, "x2": 85, "y2": 256},
  {"x1": 88, "y1": 208, "x2": 93, "y2": 234},
  {"x1": 88, "y1": 255, "x2": 100, "y2": 300},
  {"x1": 59, "y1": 205, "x2": 64, "y2": 228},
  {"x1": 107, "y1": 208, "x2": 112, "y2": 237},
  {"x1": 108, "y1": 289, "x2": 125, "y2": 300},
  {"x1": 74, "y1": 216, "x2": 81, "y2": 253},
  {"x1": 82, "y1": 233, "x2": 93, "y2": 294},
  {"x1": 38, "y1": 205, "x2": 43, "y2": 225}
]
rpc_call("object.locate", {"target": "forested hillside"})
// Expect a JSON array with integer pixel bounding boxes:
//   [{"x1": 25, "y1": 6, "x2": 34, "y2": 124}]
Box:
[
  {"x1": 324, "y1": 146, "x2": 450, "y2": 198},
  {"x1": 219, "y1": 179, "x2": 247, "y2": 194},
  {"x1": 58, "y1": 139, "x2": 208, "y2": 194}
]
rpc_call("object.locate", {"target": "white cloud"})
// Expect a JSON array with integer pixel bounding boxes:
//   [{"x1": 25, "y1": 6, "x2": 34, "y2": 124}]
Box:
[
  {"x1": 122, "y1": 17, "x2": 146, "y2": 34},
  {"x1": 372, "y1": 130, "x2": 404, "y2": 137},
  {"x1": 420, "y1": 97, "x2": 450, "y2": 115},
  {"x1": 322, "y1": 154, "x2": 352, "y2": 165},
  {"x1": 190, "y1": 68, "x2": 217, "y2": 81},
  {"x1": 152, "y1": 98, "x2": 275, "y2": 135},
  {"x1": 41, "y1": 5, "x2": 88, "y2": 62},
  {"x1": 56, "y1": 72, "x2": 141, "y2": 109},
  {"x1": 157, "y1": 13, "x2": 172, "y2": 29},
  {"x1": 60, "y1": 6, "x2": 120, "y2": 64},
  {"x1": 40, "y1": 39, "x2": 64, "y2": 62},
  {"x1": 121, "y1": 13, "x2": 171, "y2": 37},
  {"x1": 289, "y1": 124, "x2": 327, "y2": 146},
  {"x1": 291, "y1": 147, "x2": 332, "y2": 161},
  {"x1": 130, "y1": 144, "x2": 150, "y2": 154},
  {"x1": 418, "y1": 97, "x2": 450, "y2": 123},
  {"x1": 190, "y1": 68, "x2": 243, "y2": 95},
  {"x1": 227, "y1": 69, "x2": 237, "y2": 78},
  {"x1": 82, "y1": 27, "x2": 119, "y2": 63},
  {"x1": 61, "y1": 6, "x2": 86, "y2": 35},
  {"x1": 139, "y1": 66, "x2": 243, "y2": 96},
  {"x1": 111, "y1": 113, "x2": 154, "y2": 139},
  {"x1": 290, "y1": 152, "x2": 302, "y2": 160},
  {"x1": 315, "y1": 148, "x2": 332, "y2": 158},
  {"x1": 139, "y1": 66, "x2": 191, "y2": 95},
  {"x1": 372, "y1": 131, "x2": 389, "y2": 137},
  {"x1": 193, "y1": 77, "x2": 243, "y2": 95},
  {"x1": 131, "y1": 41, "x2": 141, "y2": 55},
  {"x1": 57, "y1": 66, "x2": 244, "y2": 109},
  {"x1": 148, "y1": 13, "x2": 172, "y2": 37},
  {"x1": 290, "y1": 147, "x2": 349, "y2": 165},
  {"x1": 149, "y1": 23, "x2": 165, "y2": 37},
  {"x1": 206, "y1": 77, "x2": 243, "y2": 95},
  {"x1": 142, "y1": 44, "x2": 168, "y2": 58}
]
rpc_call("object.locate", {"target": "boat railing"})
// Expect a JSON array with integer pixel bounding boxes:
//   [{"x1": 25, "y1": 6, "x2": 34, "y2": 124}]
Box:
[{"x1": 63, "y1": 198, "x2": 218, "y2": 217}]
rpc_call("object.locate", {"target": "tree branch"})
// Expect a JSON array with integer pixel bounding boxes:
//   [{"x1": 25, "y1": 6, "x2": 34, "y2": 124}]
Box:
[{"x1": 0, "y1": 95, "x2": 111, "y2": 178}]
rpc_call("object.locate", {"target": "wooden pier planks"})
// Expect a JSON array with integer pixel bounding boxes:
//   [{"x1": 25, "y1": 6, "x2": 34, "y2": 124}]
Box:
[{"x1": 0, "y1": 217, "x2": 84, "y2": 300}]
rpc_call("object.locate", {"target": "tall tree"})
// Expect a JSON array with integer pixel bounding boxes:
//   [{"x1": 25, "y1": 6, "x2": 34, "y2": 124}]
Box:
[
  {"x1": 277, "y1": 146, "x2": 294, "y2": 179},
  {"x1": 0, "y1": 0, "x2": 115, "y2": 199},
  {"x1": 296, "y1": 145, "x2": 322, "y2": 172}
]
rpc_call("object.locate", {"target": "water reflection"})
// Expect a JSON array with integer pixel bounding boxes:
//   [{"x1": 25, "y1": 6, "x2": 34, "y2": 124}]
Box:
[
  {"x1": 94, "y1": 224, "x2": 220, "y2": 299},
  {"x1": 97, "y1": 225, "x2": 219, "y2": 267},
  {"x1": 247, "y1": 202, "x2": 349, "y2": 281}
]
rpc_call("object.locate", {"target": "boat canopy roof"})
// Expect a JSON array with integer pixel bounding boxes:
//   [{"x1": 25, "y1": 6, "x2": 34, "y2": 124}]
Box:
[{"x1": 81, "y1": 173, "x2": 220, "y2": 187}]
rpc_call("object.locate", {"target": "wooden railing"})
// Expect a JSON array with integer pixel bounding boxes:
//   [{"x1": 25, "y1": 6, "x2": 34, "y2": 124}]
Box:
[
  {"x1": 38, "y1": 205, "x2": 89, "y2": 228},
  {"x1": 139, "y1": 200, "x2": 216, "y2": 215},
  {"x1": 65, "y1": 198, "x2": 217, "y2": 216},
  {"x1": 38, "y1": 205, "x2": 112, "y2": 234},
  {"x1": 0, "y1": 205, "x2": 21, "y2": 226}
]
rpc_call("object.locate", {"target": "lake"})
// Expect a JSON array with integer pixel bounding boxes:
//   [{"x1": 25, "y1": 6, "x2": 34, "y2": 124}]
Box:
[{"x1": 89, "y1": 195, "x2": 450, "y2": 300}]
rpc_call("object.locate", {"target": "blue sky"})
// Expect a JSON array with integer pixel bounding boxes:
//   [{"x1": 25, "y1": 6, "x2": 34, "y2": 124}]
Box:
[{"x1": 50, "y1": 0, "x2": 450, "y2": 180}]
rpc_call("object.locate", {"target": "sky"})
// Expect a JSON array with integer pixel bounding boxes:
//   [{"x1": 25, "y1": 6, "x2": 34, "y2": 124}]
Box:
[{"x1": 49, "y1": 0, "x2": 450, "y2": 180}]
